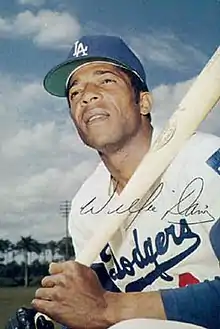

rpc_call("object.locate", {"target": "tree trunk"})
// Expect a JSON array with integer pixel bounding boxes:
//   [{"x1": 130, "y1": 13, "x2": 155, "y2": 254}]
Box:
[
  {"x1": 24, "y1": 250, "x2": 29, "y2": 287},
  {"x1": 5, "y1": 251, "x2": 9, "y2": 264}
]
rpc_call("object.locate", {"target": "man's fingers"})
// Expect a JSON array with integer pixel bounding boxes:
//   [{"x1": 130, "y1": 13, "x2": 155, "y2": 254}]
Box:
[
  {"x1": 49, "y1": 262, "x2": 64, "y2": 274},
  {"x1": 49, "y1": 260, "x2": 76, "y2": 275},
  {"x1": 31, "y1": 299, "x2": 55, "y2": 317},
  {"x1": 35, "y1": 287, "x2": 54, "y2": 301},
  {"x1": 41, "y1": 276, "x2": 55, "y2": 288},
  {"x1": 41, "y1": 274, "x2": 65, "y2": 287}
]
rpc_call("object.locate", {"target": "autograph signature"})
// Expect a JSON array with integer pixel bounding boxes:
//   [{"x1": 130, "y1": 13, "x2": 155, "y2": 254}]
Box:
[
  {"x1": 161, "y1": 177, "x2": 216, "y2": 224},
  {"x1": 80, "y1": 176, "x2": 216, "y2": 225},
  {"x1": 80, "y1": 183, "x2": 160, "y2": 217}
]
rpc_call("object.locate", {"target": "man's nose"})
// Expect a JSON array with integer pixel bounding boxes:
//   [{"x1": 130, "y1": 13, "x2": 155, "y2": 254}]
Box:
[{"x1": 81, "y1": 84, "x2": 101, "y2": 105}]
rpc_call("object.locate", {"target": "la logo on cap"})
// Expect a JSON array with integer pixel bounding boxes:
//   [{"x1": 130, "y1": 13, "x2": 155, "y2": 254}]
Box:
[{"x1": 73, "y1": 40, "x2": 88, "y2": 57}]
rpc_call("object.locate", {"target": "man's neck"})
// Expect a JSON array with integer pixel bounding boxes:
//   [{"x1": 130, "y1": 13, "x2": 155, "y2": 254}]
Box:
[{"x1": 99, "y1": 126, "x2": 153, "y2": 193}]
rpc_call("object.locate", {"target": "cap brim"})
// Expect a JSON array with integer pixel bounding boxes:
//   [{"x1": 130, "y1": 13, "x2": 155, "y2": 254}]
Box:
[
  {"x1": 43, "y1": 58, "x2": 87, "y2": 97},
  {"x1": 43, "y1": 57, "x2": 148, "y2": 97}
]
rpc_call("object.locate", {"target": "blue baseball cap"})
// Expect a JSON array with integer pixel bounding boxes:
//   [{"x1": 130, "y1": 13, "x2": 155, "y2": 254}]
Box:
[{"x1": 43, "y1": 35, "x2": 149, "y2": 97}]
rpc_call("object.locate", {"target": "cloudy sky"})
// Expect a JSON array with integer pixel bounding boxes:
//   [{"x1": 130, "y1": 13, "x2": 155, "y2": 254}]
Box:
[{"x1": 0, "y1": 0, "x2": 219, "y2": 243}]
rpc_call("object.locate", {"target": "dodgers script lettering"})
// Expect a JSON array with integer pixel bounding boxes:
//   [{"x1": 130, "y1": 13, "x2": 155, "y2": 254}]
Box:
[{"x1": 100, "y1": 218, "x2": 201, "y2": 292}]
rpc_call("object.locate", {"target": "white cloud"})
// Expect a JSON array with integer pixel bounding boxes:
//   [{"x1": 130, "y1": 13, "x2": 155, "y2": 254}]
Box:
[
  {"x1": 17, "y1": 0, "x2": 45, "y2": 7},
  {"x1": 1, "y1": 122, "x2": 56, "y2": 157},
  {"x1": 151, "y1": 78, "x2": 220, "y2": 135},
  {"x1": 0, "y1": 10, "x2": 81, "y2": 49},
  {"x1": 0, "y1": 72, "x2": 98, "y2": 242},
  {"x1": 0, "y1": 17, "x2": 11, "y2": 33},
  {"x1": 129, "y1": 32, "x2": 208, "y2": 71}
]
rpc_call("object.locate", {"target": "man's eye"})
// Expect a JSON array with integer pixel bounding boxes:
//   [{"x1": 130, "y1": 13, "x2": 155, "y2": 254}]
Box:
[
  {"x1": 102, "y1": 78, "x2": 116, "y2": 84},
  {"x1": 70, "y1": 90, "x2": 79, "y2": 99}
]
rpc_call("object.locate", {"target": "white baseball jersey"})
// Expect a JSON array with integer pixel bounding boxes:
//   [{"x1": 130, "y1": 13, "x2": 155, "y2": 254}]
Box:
[{"x1": 69, "y1": 131, "x2": 220, "y2": 292}]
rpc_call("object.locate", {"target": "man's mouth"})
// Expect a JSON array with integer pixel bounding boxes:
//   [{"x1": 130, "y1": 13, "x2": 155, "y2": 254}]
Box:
[
  {"x1": 87, "y1": 113, "x2": 109, "y2": 124},
  {"x1": 84, "y1": 108, "x2": 109, "y2": 125}
]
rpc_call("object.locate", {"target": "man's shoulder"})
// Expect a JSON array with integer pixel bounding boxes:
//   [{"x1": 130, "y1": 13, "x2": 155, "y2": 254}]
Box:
[
  {"x1": 71, "y1": 161, "x2": 108, "y2": 207},
  {"x1": 185, "y1": 131, "x2": 219, "y2": 153},
  {"x1": 163, "y1": 131, "x2": 220, "y2": 183},
  {"x1": 175, "y1": 131, "x2": 219, "y2": 168},
  {"x1": 68, "y1": 161, "x2": 110, "y2": 245}
]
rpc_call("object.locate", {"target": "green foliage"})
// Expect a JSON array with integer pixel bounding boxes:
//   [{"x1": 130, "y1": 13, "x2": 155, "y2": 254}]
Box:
[
  {"x1": 0, "y1": 235, "x2": 71, "y2": 329},
  {"x1": 0, "y1": 277, "x2": 18, "y2": 287},
  {"x1": 0, "y1": 235, "x2": 75, "y2": 287},
  {"x1": 16, "y1": 236, "x2": 42, "y2": 254},
  {"x1": 57, "y1": 236, "x2": 75, "y2": 260}
]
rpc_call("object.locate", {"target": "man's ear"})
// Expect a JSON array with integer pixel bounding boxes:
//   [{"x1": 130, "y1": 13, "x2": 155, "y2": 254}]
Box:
[{"x1": 139, "y1": 92, "x2": 153, "y2": 116}]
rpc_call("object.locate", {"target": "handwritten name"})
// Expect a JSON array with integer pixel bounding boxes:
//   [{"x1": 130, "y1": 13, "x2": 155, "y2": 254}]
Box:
[
  {"x1": 80, "y1": 176, "x2": 216, "y2": 225},
  {"x1": 80, "y1": 182, "x2": 161, "y2": 221},
  {"x1": 161, "y1": 177, "x2": 216, "y2": 224}
]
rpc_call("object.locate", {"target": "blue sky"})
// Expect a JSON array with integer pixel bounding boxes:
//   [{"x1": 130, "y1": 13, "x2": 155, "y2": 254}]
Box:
[
  {"x1": 0, "y1": 0, "x2": 219, "y2": 244},
  {"x1": 1, "y1": 0, "x2": 219, "y2": 86}
]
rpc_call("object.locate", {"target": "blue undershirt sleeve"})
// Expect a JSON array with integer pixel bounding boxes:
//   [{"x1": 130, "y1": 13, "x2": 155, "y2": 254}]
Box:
[
  {"x1": 161, "y1": 277, "x2": 220, "y2": 329},
  {"x1": 210, "y1": 219, "x2": 220, "y2": 260}
]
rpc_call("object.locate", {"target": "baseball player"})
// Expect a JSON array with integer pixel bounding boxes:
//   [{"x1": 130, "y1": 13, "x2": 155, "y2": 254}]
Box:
[{"x1": 6, "y1": 35, "x2": 220, "y2": 329}]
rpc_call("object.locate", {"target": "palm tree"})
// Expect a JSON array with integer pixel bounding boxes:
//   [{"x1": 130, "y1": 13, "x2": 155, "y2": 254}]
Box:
[
  {"x1": 47, "y1": 240, "x2": 58, "y2": 262},
  {"x1": 3, "y1": 239, "x2": 13, "y2": 264},
  {"x1": 39, "y1": 242, "x2": 48, "y2": 263},
  {"x1": 57, "y1": 237, "x2": 75, "y2": 261},
  {"x1": 11, "y1": 243, "x2": 17, "y2": 262},
  {"x1": 16, "y1": 236, "x2": 41, "y2": 287},
  {"x1": 0, "y1": 239, "x2": 13, "y2": 263},
  {"x1": 0, "y1": 239, "x2": 6, "y2": 263}
]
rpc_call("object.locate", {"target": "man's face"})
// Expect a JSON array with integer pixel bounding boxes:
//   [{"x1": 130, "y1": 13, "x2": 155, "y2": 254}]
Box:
[{"x1": 67, "y1": 62, "x2": 143, "y2": 152}]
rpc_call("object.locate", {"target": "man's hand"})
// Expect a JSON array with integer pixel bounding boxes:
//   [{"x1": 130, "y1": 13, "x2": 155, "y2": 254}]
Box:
[
  {"x1": 31, "y1": 261, "x2": 111, "y2": 329},
  {"x1": 32, "y1": 261, "x2": 166, "y2": 328}
]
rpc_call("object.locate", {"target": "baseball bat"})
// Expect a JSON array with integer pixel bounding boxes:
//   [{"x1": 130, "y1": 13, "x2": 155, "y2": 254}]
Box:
[
  {"x1": 34, "y1": 46, "x2": 220, "y2": 328},
  {"x1": 77, "y1": 45, "x2": 220, "y2": 266}
]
